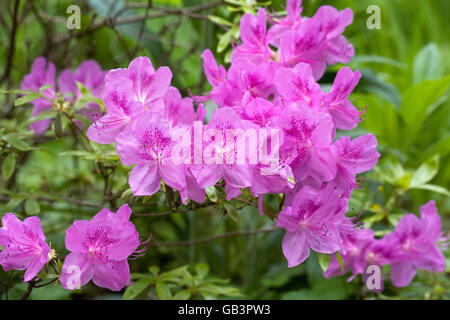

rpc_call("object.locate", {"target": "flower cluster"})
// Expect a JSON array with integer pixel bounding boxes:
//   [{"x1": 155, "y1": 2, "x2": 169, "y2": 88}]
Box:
[
  {"x1": 83, "y1": 1, "x2": 378, "y2": 268},
  {"x1": 324, "y1": 201, "x2": 447, "y2": 287},
  {"x1": 5, "y1": 0, "x2": 446, "y2": 294},
  {"x1": 0, "y1": 205, "x2": 147, "y2": 291},
  {"x1": 200, "y1": 0, "x2": 379, "y2": 267},
  {"x1": 21, "y1": 57, "x2": 106, "y2": 134}
]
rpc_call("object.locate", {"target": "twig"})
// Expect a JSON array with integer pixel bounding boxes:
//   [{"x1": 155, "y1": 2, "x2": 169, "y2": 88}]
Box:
[
  {"x1": 131, "y1": 0, "x2": 152, "y2": 57},
  {"x1": 52, "y1": 0, "x2": 224, "y2": 44},
  {"x1": 0, "y1": 0, "x2": 20, "y2": 85},
  {"x1": 151, "y1": 226, "x2": 281, "y2": 247}
]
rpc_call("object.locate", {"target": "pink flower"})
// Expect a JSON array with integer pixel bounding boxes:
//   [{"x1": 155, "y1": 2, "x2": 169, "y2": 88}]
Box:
[
  {"x1": 87, "y1": 77, "x2": 144, "y2": 144},
  {"x1": 278, "y1": 19, "x2": 328, "y2": 79},
  {"x1": 276, "y1": 102, "x2": 337, "y2": 182},
  {"x1": 115, "y1": 112, "x2": 187, "y2": 200},
  {"x1": 323, "y1": 67, "x2": 363, "y2": 130},
  {"x1": 331, "y1": 134, "x2": 380, "y2": 195},
  {"x1": 106, "y1": 56, "x2": 172, "y2": 109},
  {"x1": 385, "y1": 201, "x2": 446, "y2": 287},
  {"x1": 21, "y1": 57, "x2": 106, "y2": 135},
  {"x1": 201, "y1": 49, "x2": 227, "y2": 87},
  {"x1": 60, "y1": 204, "x2": 143, "y2": 291},
  {"x1": 87, "y1": 56, "x2": 172, "y2": 144},
  {"x1": 0, "y1": 213, "x2": 50, "y2": 282},
  {"x1": 324, "y1": 229, "x2": 375, "y2": 280},
  {"x1": 276, "y1": 185, "x2": 347, "y2": 267},
  {"x1": 210, "y1": 59, "x2": 278, "y2": 113},
  {"x1": 275, "y1": 63, "x2": 323, "y2": 110},
  {"x1": 163, "y1": 87, "x2": 196, "y2": 129},
  {"x1": 58, "y1": 60, "x2": 106, "y2": 101},
  {"x1": 189, "y1": 108, "x2": 254, "y2": 198},
  {"x1": 312, "y1": 6, "x2": 354, "y2": 65},
  {"x1": 268, "y1": 0, "x2": 303, "y2": 46},
  {"x1": 231, "y1": 9, "x2": 272, "y2": 64},
  {"x1": 20, "y1": 57, "x2": 56, "y2": 134}
]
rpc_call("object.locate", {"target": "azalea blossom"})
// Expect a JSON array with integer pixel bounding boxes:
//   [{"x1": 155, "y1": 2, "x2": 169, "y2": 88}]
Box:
[
  {"x1": 276, "y1": 185, "x2": 349, "y2": 267},
  {"x1": 60, "y1": 204, "x2": 144, "y2": 291},
  {"x1": 331, "y1": 134, "x2": 380, "y2": 195},
  {"x1": 0, "y1": 213, "x2": 51, "y2": 282},
  {"x1": 21, "y1": 57, "x2": 106, "y2": 135},
  {"x1": 87, "y1": 56, "x2": 172, "y2": 144},
  {"x1": 385, "y1": 201, "x2": 446, "y2": 287},
  {"x1": 323, "y1": 67, "x2": 363, "y2": 130},
  {"x1": 115, "y1": 112, "x2": 187, "y2": 201}
]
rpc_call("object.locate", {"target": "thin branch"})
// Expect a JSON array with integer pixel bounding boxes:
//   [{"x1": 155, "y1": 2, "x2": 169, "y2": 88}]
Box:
[
  {"x1": 0, "y1": 0, "x2": 20, "y2": 85},
  {"x1": 151, "y1": 226, "x2": 281, "y2": 247},
  {"x1": 52, "y1": 0, "x2": 224, "y2": 44},
  {"x1": 131, "y1": 0, "x2": 152, "y2": 57}
]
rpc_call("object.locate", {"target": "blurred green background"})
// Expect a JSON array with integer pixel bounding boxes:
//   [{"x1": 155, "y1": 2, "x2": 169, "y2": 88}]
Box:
[{"x1": 0, "y1": 0, "x2": 449, "y2": 300}]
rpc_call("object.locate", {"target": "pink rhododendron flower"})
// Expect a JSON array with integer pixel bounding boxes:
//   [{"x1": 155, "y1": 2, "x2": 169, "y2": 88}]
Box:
[
  {"x1": 105, "y1": 56, "x2": 172, "y2": 109},
  {"x1": 324, "y1": 201, "x2": 446, "y2": 288},
  {"x1": 231, "y1": 9, "x2": 272, "y2": 64},
  {"x1": 60, "y1": 204, "x2": 142, "y2": 291},
  {"x1": 331, "y1": 134, "x2": 380, "y2": 195},
  {"x1": 201, "y1": 49, "x2": 227, "y2": 87},
  {"x1": 189, "y1": 108, "x2": 254, "y2": 198},
  {"x1": 324, "y1": 229, "x2": 393, "y2": 281},
  {"x1": 275, "y1": 63, "x2": 323, "y2": 110},
  {"x1": 163, "y1": 87, "x2": 196, "y2": 129},
  {"x1": 87, "y1": 77, "x2": 144, "y2": 144},
  {"x1": 87, "y1": 57, "x2": 172, "y2": 144},
  {"x1": 58, "y1": 60, "x2": 105, "y2": 101},
  {"x1": 21, "y1": 57, "x2": 106, "y2": 135},
  {"x1": 323, "y1": 67, "x2": 363, "y2": 130},
  {"x1": 0, "y1": 213, "x2": 50, "y2": 282},
  {"x1": 385, "y1": 201, "x2": 446, "y2": 287},
  {"x1": 276, "y1": 185, "x2": 350, "y2": 267},
  {"x1": 115, "y1": 112, "x2": 187, "y2": 201},
  {"x1": 268, "y1": 0, "x2": 303, "y2": 46},
  {"x1": 312, "y1": 6, "x2": 354, "y2": 65},
  {"x1": 20, "y1": 57, "x2": 56, "y2": 134},
  {"x1": 276, "y1": 102, "x2": 336, "y2": 182}
]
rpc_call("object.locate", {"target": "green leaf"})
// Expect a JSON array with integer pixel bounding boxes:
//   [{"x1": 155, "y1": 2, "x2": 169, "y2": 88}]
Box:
[
  {"x1": 14, "y1": 92, "x2": 42, "y2": 106},
  {"x1": 121, "y1": 188, "x2": 133, "y2": 200},
  {"x1": 3, "y1": 136, "x2": 31, "y2": 151},
  {"x1": 26, "y1": 110, "x2": 56, "y2": 124},
  {"x1": 412, "y1": 43, "x2": 443, "y2": 84},
  {"x1": 351, "y1": 54, "x2": 407, "y2": 69},
  {"x1": 25, "y1": 199, "x2": 40, "y2": 215},
  {"x1": 123, "y1": 278, "x2": 152, "y2": 300},
  {"x1": 155, "y1": 281, "x2": 172, "y2": 300},
  {"x1": 2, "y1": 153, "x2": 16, "y2": 180},
  {"x1": 160, "y1": 265, "x2": 190, "y2": 282},
  {"x1": 335, "y1": 252, "x2": 344, "y2": 272},
  {"x1": 205, "y1": 186, "x2": 218, "y2": 203},
  {"x1": 195, "y1": 263, "x2": 209, "y2": 280},
  {"x1": 358, "y1": 69, "x2": 402, "y2": 109},
  {"x1": 410, "y1": 184, "x2": 450, "y2": 196},
  {"x1": 223, "y1": 203, "x2": 239, "y2": 223},
  {"x1": 410, "y1": 155, "x2": 439, "y2": 187},
  {"x1": 400, "y1": 76, "x2": 450, "y2": 144},
  {"x1": 5, "y1": 197, "x2": 24, "y2": 211},
  {"x1": 172, "y1": 290, "x2": 191, "y2": 300},
  {"x1": 39, "y1": 84, "x2": 52, "y2": 93},
  {"x1": 317, "y1": 253, "x2": 330, "y2": 272},
  {"x1": 149, "y1": 266, "x2": 160, "y2": 276},
  {"x1": 208, "y1": 15, "x2": 234, "y2": 27}
]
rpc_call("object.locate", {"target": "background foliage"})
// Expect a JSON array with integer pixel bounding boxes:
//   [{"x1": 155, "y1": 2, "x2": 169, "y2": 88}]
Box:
[{"x1": 0, "y1": 0, "x2": 449, "y2": 300}]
